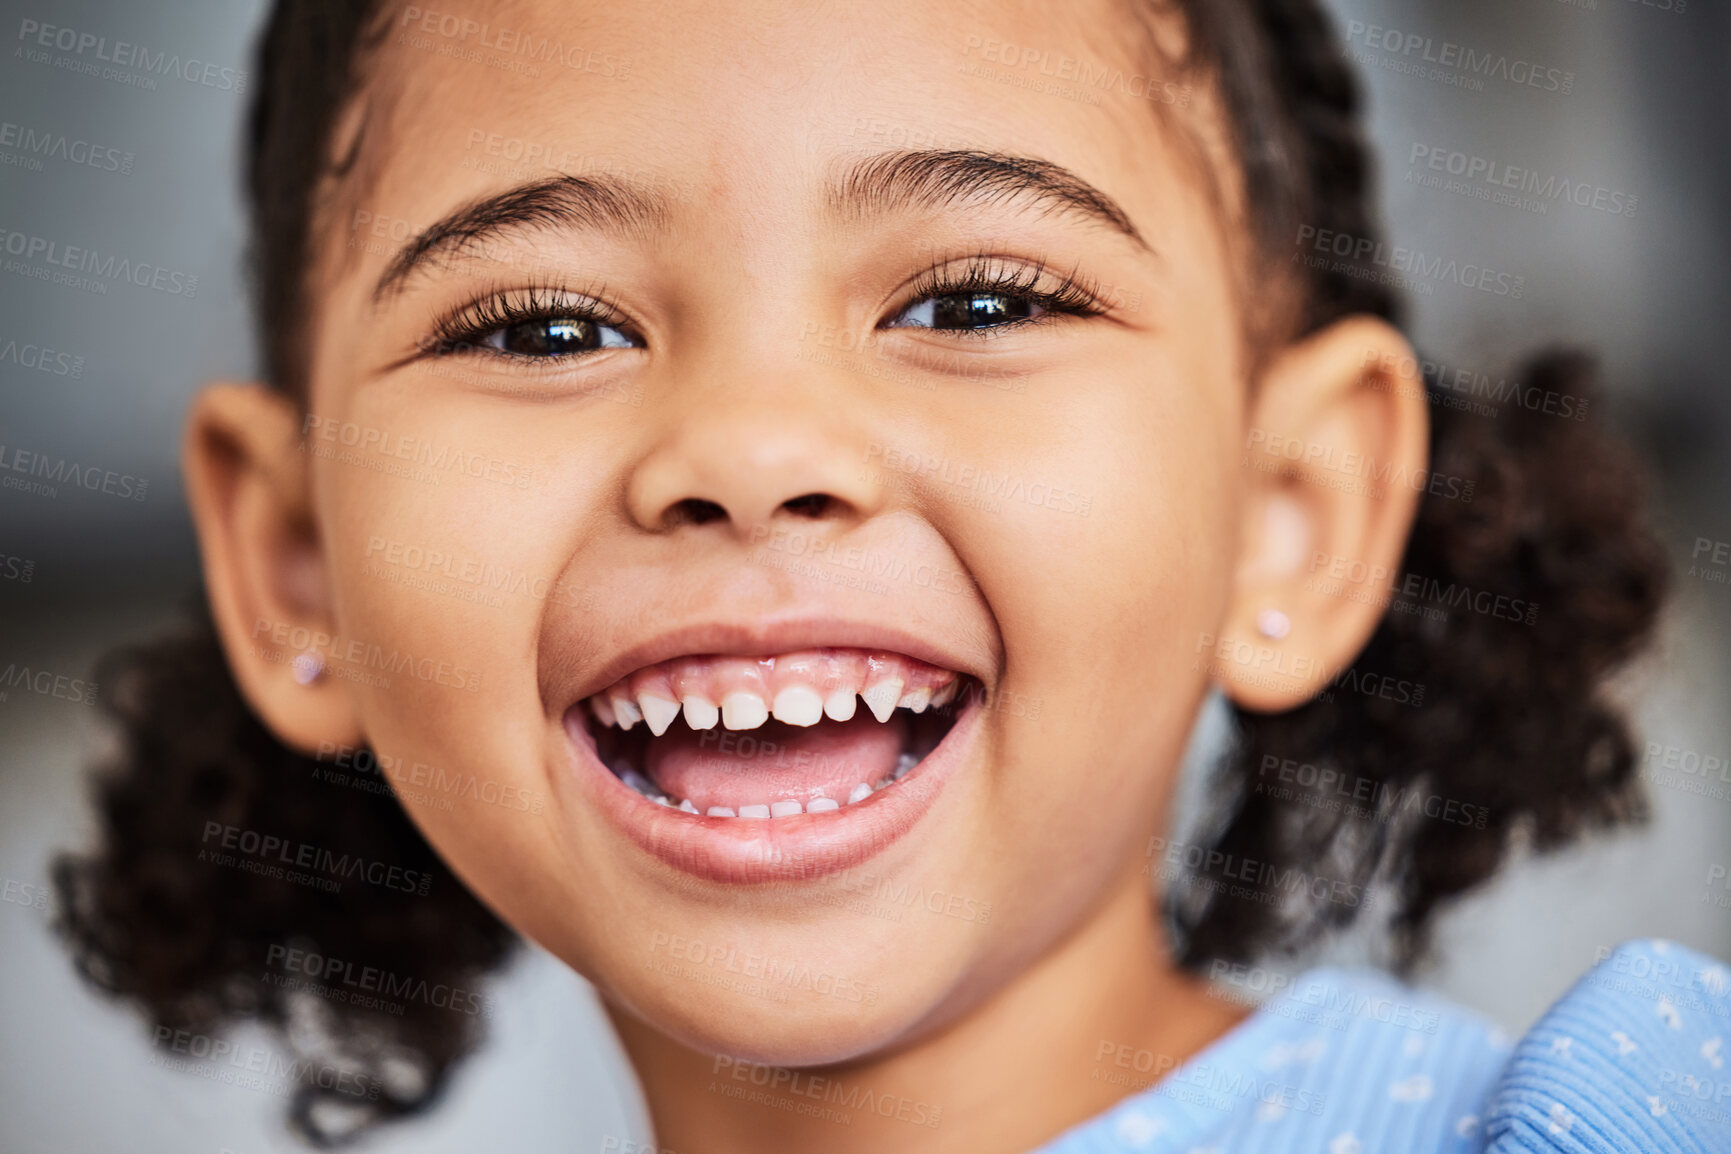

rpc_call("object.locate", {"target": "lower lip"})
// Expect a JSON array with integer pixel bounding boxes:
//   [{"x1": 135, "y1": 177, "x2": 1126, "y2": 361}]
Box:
[{"x1": 560, "y1": 701, "x2": 980, "y2": 884}]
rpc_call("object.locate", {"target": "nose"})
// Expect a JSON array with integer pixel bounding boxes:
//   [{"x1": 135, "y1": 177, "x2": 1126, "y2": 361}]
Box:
[{"x1": 625, "y1": 389, "x2": 886, "y2": 541}]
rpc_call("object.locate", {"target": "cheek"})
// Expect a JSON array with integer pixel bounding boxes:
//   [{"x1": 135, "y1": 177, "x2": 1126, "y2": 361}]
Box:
[
  {"x1": 948, "y1": 346, "x2": 1236, "y2": 869},
  {"x1": 324, "y1": 481, "x2": 542, "y2": 708},
  {"x1": 964, "y1": 348, "x2": 1235, "y2": 701},
  {"x1": 305, "y1": 402, "x2": 583, "y2": 900},
  {"x1": 314, "y1": 391, "x2": 575, "y2": 709}
]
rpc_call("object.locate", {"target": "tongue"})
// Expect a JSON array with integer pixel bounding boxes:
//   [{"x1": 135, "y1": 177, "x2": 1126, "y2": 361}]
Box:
[{"x1": 645, "y1": 713, "x2": 907, "y2": 811}]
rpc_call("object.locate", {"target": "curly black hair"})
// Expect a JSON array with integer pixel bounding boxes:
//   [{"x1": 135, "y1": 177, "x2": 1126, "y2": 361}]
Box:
[
  {"x1": 53, "y1": 0, "x2": 1669, "y2": 1145},
  {"x1": 1154, "y1": 0, "x2": 1666, "y2": 970}
]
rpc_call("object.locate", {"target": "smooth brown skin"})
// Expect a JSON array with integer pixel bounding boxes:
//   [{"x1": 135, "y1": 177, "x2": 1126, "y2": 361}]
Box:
[{"x1": 183, "y1": 1, "x2": 1427, "y2": 1150}]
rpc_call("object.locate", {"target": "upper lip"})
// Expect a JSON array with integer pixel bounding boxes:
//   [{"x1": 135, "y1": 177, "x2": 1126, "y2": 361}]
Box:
[{"x1": 567, "y1": 614, "x2": 993, "y2": 707}]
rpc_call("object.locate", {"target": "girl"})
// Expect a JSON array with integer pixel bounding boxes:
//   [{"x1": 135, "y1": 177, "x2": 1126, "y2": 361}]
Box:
[{"x1": 54, "y1": 0, "x2": 1719, "y2": 1150}]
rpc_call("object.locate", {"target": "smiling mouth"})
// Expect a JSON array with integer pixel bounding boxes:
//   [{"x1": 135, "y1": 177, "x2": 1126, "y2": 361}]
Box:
[{"x1": 576, "y1": 648, "x2": 969, "y2": 818}]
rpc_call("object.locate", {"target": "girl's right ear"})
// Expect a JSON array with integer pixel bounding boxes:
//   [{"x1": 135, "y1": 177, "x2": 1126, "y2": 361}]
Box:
[{"x1": 182, "y1": 383, "x2": 365, "y2": 753}]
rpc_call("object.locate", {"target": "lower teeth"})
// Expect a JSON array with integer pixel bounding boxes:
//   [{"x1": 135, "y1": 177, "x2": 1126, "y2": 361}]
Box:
[{"x1": 616, "y1": 751, "x2": 926, "y2": 815}]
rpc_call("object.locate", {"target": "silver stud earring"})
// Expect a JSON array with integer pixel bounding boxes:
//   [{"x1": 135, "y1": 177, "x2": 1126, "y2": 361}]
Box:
[
  {"x1": 1255, "y1": 608, "x2": 1291, "y2": 641},
  {"x1": 291, "y1": 650, "x2": 326, "y2": 685}
]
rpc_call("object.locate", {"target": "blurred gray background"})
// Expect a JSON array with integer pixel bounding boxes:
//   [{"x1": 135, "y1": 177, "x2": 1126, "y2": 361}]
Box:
[{"x1": 2, "y1": 0, "x2": 1729, "y2": 1150}]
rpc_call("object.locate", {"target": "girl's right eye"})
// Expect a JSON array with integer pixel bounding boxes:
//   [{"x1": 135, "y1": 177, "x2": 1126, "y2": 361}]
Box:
[
  {"x1": 424, "y1": 285, "x2": 644, "y2": 363},
  {"x1": 476, "y1": 316, "x2": 639, "y2": 358}
]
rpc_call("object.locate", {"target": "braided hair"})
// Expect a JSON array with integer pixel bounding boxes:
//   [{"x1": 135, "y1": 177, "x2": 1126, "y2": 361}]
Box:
[{"x1": 52, "y1": 0, "x2": 1668, "y2": 1144}]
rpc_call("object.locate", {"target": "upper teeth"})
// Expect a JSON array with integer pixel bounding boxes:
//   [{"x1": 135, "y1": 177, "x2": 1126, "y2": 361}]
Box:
[
  {"x1": 824, "y1": 687, "x2": 857, "y2": 722},
  {"x1": 584, "y1": 649, "x2": 961, "y2": 733},
  {"x1": 682, "y1": 695, "x2": 720, "y2": 730},
  {"x1": 610, "y1": 693, "x2": 643, "y2": 730},
  {"x1": 639, "y1": 694, "x2": 680, "y2": 737},
  {"x1": 721, "y1": 692, "x2": 769, "y2": 731},
  {"x1": 860, "y1": 679, "x2": 903, "y2": 724},
  {"x1": 771, "y1": 686, "x2": 824, "y2": 727}
]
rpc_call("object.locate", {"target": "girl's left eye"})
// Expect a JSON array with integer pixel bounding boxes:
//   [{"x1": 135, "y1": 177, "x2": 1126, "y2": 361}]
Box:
[
  {"x1": 879, "y1": 257, "x2": 1106, "y2": 336},
  {"x1": 889, "y1": 292, "x2": 1047, "y2": 332},
  {"x1": 477, "y1": 317, "x2": 639, "y2": 357}
]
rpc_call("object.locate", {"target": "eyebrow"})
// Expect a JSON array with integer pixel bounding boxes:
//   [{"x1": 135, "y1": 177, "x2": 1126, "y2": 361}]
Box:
[
  {"x1": 371, "y1": 148, "x2": 1148, "y2": 302},
  {"x1": 828, "y1": 149, "x2": 1150, "y2": 252},
  {"x1": 371, "y1": 174, "x2": 668, "y2": 302}
]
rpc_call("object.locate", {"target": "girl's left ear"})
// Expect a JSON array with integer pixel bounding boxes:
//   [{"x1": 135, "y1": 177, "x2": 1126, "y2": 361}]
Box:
[{"x1": 1214, "y1": 317, "x2": 1430, "y2": 713}]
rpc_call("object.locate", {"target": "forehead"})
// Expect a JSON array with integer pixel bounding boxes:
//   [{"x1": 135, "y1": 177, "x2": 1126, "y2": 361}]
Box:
[{"x1": 343, "y1": 0, "x2": 1197, "y2": 250}]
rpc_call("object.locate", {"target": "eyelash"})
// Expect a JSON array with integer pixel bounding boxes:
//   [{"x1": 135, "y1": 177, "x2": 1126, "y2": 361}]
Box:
[
  {"x1": 882, "y1": 254, "x2": 1110, "y2": 334},
  {"x1": 421, "y1": 255, "x2": 1109, "y2": 362},
  {"x1": 425, "y1": 283, "x2": 632, "y2": 360}
]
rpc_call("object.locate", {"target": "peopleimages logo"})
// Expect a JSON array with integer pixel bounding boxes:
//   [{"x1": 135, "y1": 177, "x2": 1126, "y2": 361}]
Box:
[
  {"x1": 0, "y1": 663, "x2": 96, "y2": 705},
  {"x1": 199, "y1": 821, "x2": 434, "y2": 896},
  {"x1": 1293, "y1": 225, "x2": 1525, "y2": 299},
  {"x1": 0, "y1": 335, "x2": 83, "y2": 378},
  {"x1": 1407, "y1": 143, "x2": 1638, "y2": 218},
  {"x1": 1343, "y1": 20, "x2": 1574, "y2": 95},
  {"x1": 14, "y1": 18, "x2": 247, "y2": 91},
  {"x1": 0, "y1": 120, "x2": 133, "y2": 175},
  {"x1": 395, "y1": 7, "x2": 631, "y2": 77},
  {"x1": 0, "y1": 226, "x2": 198, "y2": 297},
  {"x1": 265, "y1": 944, "x2": 494, "y2": 1017},
  {"x1": 0, "y1": 443, "x2": 147, "y2": 501}
]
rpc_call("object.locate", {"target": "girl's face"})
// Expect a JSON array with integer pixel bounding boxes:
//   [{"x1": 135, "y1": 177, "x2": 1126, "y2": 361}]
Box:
[{"x1": 196, "y1": 0, "x2": 1422, "y2": 1065}]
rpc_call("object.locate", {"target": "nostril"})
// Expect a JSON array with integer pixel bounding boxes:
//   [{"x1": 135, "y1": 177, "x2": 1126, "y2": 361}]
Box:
[
  {"x1": 781, "y1": 493, "x2": 834, "y2": 519},
  {"x1": 663, "y1": 497, "x2": 728, "y2": 528}
]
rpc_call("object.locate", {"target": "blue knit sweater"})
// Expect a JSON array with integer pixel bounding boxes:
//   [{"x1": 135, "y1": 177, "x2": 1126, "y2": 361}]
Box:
[{"x1": 1034, "y1": 939, "x2": 1731, "y2": 1153}]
